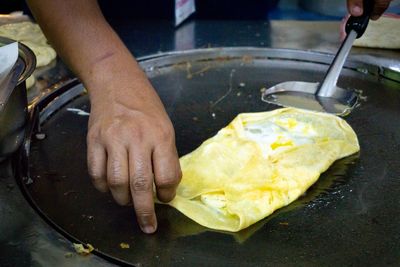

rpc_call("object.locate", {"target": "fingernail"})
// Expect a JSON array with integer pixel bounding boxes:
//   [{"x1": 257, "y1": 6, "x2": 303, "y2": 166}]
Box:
[
  {"x1": 142, "y1": 225, "x2": 156, "y2": 234},
  {"x1": 352, "y1": 6, "x2": 362, "y2": 16}
]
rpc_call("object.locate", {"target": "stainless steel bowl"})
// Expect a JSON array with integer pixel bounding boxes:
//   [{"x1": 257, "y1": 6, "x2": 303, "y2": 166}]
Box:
[{"x1": 0, "y1": 36, "x2": 36, "y2": 161}]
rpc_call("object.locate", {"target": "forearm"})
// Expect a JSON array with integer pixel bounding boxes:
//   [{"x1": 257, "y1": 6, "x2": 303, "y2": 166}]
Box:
[{"x1": 27, "y1": 0, "x2": 149, "y2": 102}]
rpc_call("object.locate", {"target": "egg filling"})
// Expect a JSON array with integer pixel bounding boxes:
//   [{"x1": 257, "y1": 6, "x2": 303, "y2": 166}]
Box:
[{"x1": 165, "y1": 108, "x2": 360, "y2": 232}]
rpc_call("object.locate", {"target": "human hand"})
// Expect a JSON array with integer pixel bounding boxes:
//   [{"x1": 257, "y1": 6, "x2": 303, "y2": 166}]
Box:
[
  {"x1": 347, "y1": 0, "x2": 393, "y2": 20},
  {"x1": 27, "y1": 0, "x2": 182, "y2": 234},
  {"x1": 86, "y1": 68, "x2": 181, "y2": 234}
]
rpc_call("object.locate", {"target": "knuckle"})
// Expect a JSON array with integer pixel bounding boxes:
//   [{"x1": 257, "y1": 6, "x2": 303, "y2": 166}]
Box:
[
  {"x1": 107, "y1": 159, "x2": 127, "y2": 188},
  {"x1": 87, "y1": 129, "x2": 100, "y2": 144},
  {"x1": 130, "y1": 128, "x2": 144, "y2": 142},
  {"x1": 136, "y1": 209, "x2": 154, "y2": 218},
  {"x1": 88, "y1": 165, "x2": 105, "y2": 182},
  {"x1": 102, "y1": 125, "x2": 120, "y2": 140},
  {"x1": 86, "y1": 132, "x2": 94, "y2": 144},
  {"x1": 108, "y1": 174, "x2": 127, "y2": 188},
  {"x1": 89, "y1": 172, "x2": 104, "y2": 183},
  {"x1": 156, "y1": 175, "x2": 179, "y2": 189},
  {"x1": 156, "y1": 123, "x2": 174, "y2": 142},
  {"x1": 132, "y1": 175, "x2": 153, "y2": 192},
  {"x1": 87, "y1": 152, "x2": 99, "y2": 167},
  {"x1": 103, "y1": 120, "x2": 144, "y2": 143}
]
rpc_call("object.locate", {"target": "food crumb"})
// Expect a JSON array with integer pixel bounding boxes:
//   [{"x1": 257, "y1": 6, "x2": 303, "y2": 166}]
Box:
[
  {"x1": 65, "y1": 252, "x2": 73, "y2": 258},
  {"x1": 238, "y1": 82, "x2": 246, "y2": 88},
  {"x1": 279, "y1": 222, "x2": 289, "y2": 226},
  {"x1": 192, "y1": 116, "x2": 199, "y2": 121},
  {"x1": 73, "y1": 243, "x2": 94, "y2": 255},
  {"x1": 120, "y1": 242, "x2": 130, "y2": 249},
  {"x1": 35, "y1": 133, "x2": 46, "y2": 140},
  {"x1": 236, "y1": 92, "x2": 242, "y2": 97},
  {"x1": 241, "y1": 55, "x2": 253, "y2": 63}
]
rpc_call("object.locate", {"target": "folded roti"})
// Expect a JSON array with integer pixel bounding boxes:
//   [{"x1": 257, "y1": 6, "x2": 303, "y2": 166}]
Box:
[{"x1": 166, "y1": 108, "x2": 359, "y2": 232}]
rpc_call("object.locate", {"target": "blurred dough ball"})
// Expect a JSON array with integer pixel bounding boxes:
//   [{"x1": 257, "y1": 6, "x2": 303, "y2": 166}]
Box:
[
  {"x1": 0, "y1": 21, "x2": 57, "y2": 67},
  {"x1": 25, "y1": 75, "x2": 35, "y2": 89}
]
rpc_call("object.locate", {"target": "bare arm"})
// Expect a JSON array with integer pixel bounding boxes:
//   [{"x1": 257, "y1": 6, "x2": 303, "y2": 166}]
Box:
[{"x1": 27, "y1": 0, "x2": 182, "y2": 234}]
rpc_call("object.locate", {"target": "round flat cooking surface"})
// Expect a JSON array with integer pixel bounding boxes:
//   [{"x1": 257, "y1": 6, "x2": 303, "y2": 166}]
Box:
[{"x1": 23, "y1": 48, "x2": 400, "y2": 266}]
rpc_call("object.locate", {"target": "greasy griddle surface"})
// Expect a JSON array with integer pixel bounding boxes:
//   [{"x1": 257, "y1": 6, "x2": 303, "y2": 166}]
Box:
[{"x1": 26, "y1": 52, "x2": 400, "y2": 266}]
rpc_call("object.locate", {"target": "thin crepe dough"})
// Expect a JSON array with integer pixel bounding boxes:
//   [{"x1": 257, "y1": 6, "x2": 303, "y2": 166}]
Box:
[{"x1": 166, "y1": 108, "x2": 359, "y2": 232}]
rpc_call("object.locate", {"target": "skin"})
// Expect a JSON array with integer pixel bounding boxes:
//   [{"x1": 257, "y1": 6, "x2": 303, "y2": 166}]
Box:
[
  {"x1": 27, "y1": 0, "x2": 181, "y2": 234},
  {"x1": 347, "y1": 0, "x2": 393, "y2": 20},
  {"x1": 27, "y1": 0, "x2": 391, "y2": 234}
]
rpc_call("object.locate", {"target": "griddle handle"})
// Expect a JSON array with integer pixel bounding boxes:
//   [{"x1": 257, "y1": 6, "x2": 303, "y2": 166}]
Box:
[{"x1": 345, "y1": 0, "x2": 374, "y2": 38}]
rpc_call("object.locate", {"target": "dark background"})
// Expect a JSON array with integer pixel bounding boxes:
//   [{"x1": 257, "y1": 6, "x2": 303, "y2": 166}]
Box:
[{"x1": 0, "y1": 0, "x2": 278, "y2": 20}]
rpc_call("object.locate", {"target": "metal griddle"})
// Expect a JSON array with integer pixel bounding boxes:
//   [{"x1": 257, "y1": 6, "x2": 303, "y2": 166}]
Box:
[{"x1": 19, "y1": 48, "x2": 400, "y2": 266}]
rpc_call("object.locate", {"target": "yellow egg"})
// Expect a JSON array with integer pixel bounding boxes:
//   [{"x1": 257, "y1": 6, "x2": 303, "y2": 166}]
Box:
[{"x1": 165, "y1": 108, "x2": 360, "y2": 232}]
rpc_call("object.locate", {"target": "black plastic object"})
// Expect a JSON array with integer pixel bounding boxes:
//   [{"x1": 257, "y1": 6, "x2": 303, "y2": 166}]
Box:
[{"x1": 345, "y1": 0, "x2": 374, "y2": 38}]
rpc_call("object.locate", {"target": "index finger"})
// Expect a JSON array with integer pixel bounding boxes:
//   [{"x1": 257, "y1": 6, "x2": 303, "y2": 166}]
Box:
[
  {"x1": 347, "y1": 0, "x2": 392, "y2": 20},
  {"x1": 347, "y1": 0, "x2": 363, "y2": 16},
  {"x1": 129, "y1": 144, "x2": 157, "y2": 234},
  {"x1": 370, "y1": 0, "x2": 392, "y2": 20}
]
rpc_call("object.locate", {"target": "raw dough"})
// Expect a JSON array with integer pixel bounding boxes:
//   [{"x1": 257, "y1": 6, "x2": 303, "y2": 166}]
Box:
[{"x1": 0, "y1": 21, "x2": 56, "y2": 67}]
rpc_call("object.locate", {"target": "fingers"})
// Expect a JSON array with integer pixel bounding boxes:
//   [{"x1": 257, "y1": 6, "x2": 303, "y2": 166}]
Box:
[
  {"x1": 347, "y1": 0, "x2": 392, "y2": 19},
  {"x1": 87, "y1": 108, "x2": 181, "y2": 234},
  {"x1": 106, "y1": 144, "x2": 130, "y2": 205},
  {"x1": 152, "y1": 142, "x2": 182, "y2": 203},
  {"x1": 371, "y1": 0, "x2": 392, "y2": 20},
  {"x1": 347, "y1": 0, "x2": 363, "y2": 16},
  {"x1": 129, "y1": 144, "x2": 157, "y2": 234},
  {"x1": 87, "y1": 137, "x2": 108, "y2": 192}
]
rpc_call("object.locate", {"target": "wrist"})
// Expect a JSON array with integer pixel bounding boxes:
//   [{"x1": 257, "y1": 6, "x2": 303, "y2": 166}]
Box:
[
  {"x1": 84, "y1": 59, "x2": 164, "y2": 117},
  {"x1": 84, "y1": 55, "x2": 151, "y2": 103}
]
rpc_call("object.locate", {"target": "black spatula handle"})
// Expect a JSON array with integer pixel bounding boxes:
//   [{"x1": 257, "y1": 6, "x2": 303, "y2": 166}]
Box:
[{"x1": 345, "y1": 0, "x2": 374, "y2": 38}]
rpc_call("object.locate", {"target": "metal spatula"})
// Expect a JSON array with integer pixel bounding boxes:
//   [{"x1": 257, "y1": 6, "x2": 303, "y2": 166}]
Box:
[{"x1": 262, "y1": 0, "x2": 373, "y2": 116}]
